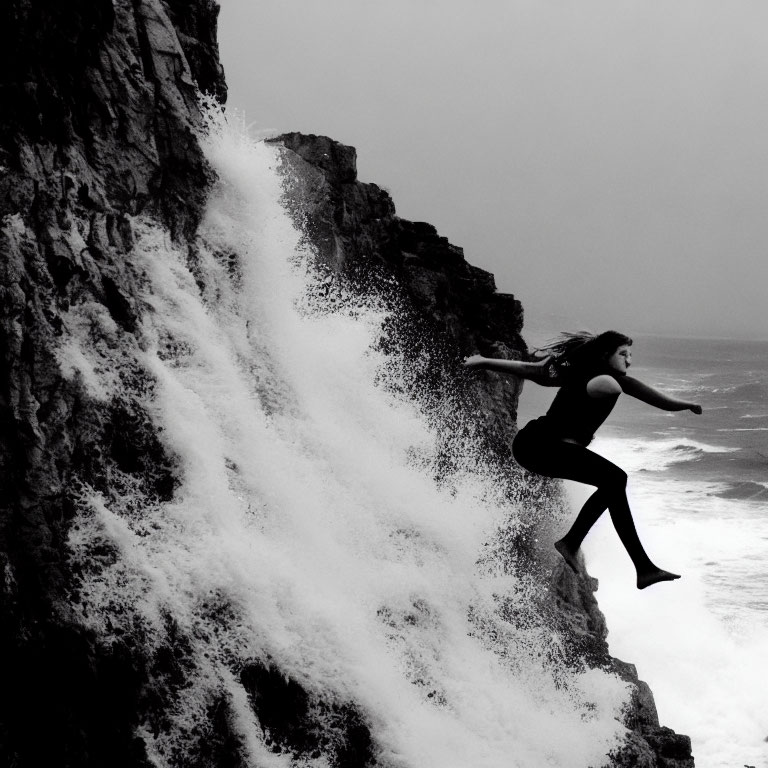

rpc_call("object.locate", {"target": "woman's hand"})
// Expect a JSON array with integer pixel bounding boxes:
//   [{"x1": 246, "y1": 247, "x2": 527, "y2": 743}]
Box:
[
  {"x1": 688, "y1": 403, "x2": 703, "y2": 415},
  {"x1": 463, "y1": 354, "x2": 486, "y2": 369}
]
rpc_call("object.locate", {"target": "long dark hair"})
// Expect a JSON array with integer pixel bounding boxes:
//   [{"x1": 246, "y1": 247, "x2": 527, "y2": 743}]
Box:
[{"x1": 534, "y1": 330, "x2": 632, "y2": 382}]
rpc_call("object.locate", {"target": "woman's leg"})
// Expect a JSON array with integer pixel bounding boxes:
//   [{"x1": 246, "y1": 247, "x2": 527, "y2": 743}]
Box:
[
  {"x1": 513, "y1": 433, "x2": 679, "y2": 588},
  {"x1": 557, "y1": 486, "x2": 611, "y2": 552},
  {"x1": 554, "y1": 486, "x2": 612, "y2": 572},
  {"x1": 537, "y1": 444, "x2": 657, "y2": 574}
]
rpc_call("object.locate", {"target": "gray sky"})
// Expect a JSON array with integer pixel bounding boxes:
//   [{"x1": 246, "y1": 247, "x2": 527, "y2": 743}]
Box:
[{"x1": 218, "y1": 0, "x2": 768, "y2": 340}]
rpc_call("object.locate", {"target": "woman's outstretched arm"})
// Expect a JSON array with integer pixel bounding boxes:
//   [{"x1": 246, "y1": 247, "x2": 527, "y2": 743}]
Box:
[
  {"x1": 620, "y1": 375, "x2": 703, "y2": 413},
  {"x1": 463, "y1": 354, "x2": 559, "y2": 386}
]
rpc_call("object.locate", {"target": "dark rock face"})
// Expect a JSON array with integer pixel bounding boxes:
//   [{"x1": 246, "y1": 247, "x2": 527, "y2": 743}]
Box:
[
  {"x1": 0, "y1": 0, "x2": 220, "y2": 238},
  {"x1": 270, "y1": 132, "x2": 695, "y2": 768},
  {"x1": 0, "y1": 2, "x2": 224, "y2": 766},
  {"x1": 241, "y1": 662, "x2": 375, "y2": 767},
  {"x1": 163, "y1": 0, "x2": 227, "y2": 103}
]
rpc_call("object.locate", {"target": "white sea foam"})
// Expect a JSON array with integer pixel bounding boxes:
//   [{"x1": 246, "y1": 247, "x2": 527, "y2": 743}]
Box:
[
  {"x1": 716, "y1": 427, "x2": 768, "y2": 432},
  {"x1": 63, "y1": 109, "x2": 633, "y2": 767},
  {"x1": 594, "y1": 435, "x2": 738, "y2": 474}
]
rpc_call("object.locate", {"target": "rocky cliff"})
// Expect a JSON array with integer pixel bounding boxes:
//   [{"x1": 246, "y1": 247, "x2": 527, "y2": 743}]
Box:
[
  {"x1": 0, "y1": 1, "x2": 226, "y2": 765},
  {"x1": 0, "y1": 1, "x2": 693, "y2": 766}
]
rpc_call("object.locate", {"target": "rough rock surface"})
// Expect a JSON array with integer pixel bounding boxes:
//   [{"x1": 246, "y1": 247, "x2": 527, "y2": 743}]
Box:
[
  {"x1": 0, "y1": 1, "x2": 226, "y2": 765},
  {"x1": 269, "y1": 132, "x2": 695, "y2": 768}
]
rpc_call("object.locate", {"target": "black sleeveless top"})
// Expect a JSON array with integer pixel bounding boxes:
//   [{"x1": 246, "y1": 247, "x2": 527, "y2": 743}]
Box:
[{"x1": 539, "y1": 374, "x2": 621, "y2": 445}]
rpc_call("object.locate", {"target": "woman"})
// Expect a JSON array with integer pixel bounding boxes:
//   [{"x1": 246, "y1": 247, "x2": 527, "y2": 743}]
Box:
[{"x1": 464, "y1": 331, "x2": 703, "y2": 590}]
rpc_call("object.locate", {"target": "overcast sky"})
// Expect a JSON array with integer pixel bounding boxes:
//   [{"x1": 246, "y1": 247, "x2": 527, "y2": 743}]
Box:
[{"x1": 218, "y1": 0, "x2": 768, "y2": 341}]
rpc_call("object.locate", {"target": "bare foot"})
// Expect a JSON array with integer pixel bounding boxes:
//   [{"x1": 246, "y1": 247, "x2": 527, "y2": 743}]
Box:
[
  {"x1": 554, "y1": 539, "x2": 581, "y2": 574},
  {"x1": 637, "y1": 569, "x2": 681, "y2": 590}
]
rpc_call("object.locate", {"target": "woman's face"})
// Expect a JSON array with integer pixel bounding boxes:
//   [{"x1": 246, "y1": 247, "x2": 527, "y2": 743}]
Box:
[{"x1": 606, "y1": 344, "x2": 632, "y2": 375}]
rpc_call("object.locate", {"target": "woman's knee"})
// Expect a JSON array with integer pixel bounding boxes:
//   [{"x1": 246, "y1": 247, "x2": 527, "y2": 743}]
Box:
[{"x1": 603, "y1": 465, "x2": 628, "y2": 491}]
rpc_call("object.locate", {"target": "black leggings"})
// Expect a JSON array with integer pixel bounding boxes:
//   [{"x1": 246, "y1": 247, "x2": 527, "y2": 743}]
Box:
[{"x1": 512, "y1": 421, "x2": 654, "y2": 572}]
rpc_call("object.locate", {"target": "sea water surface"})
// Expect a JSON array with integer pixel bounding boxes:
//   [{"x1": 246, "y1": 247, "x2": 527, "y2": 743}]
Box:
[{"x1": 519, "y1": 333, "x2": 768, "y2": 768}]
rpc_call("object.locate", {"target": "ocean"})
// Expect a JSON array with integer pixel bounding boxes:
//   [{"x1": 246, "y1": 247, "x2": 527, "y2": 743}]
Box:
[{"x1": 518, "y1": 333, "x2": 768, "y2": 768}]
